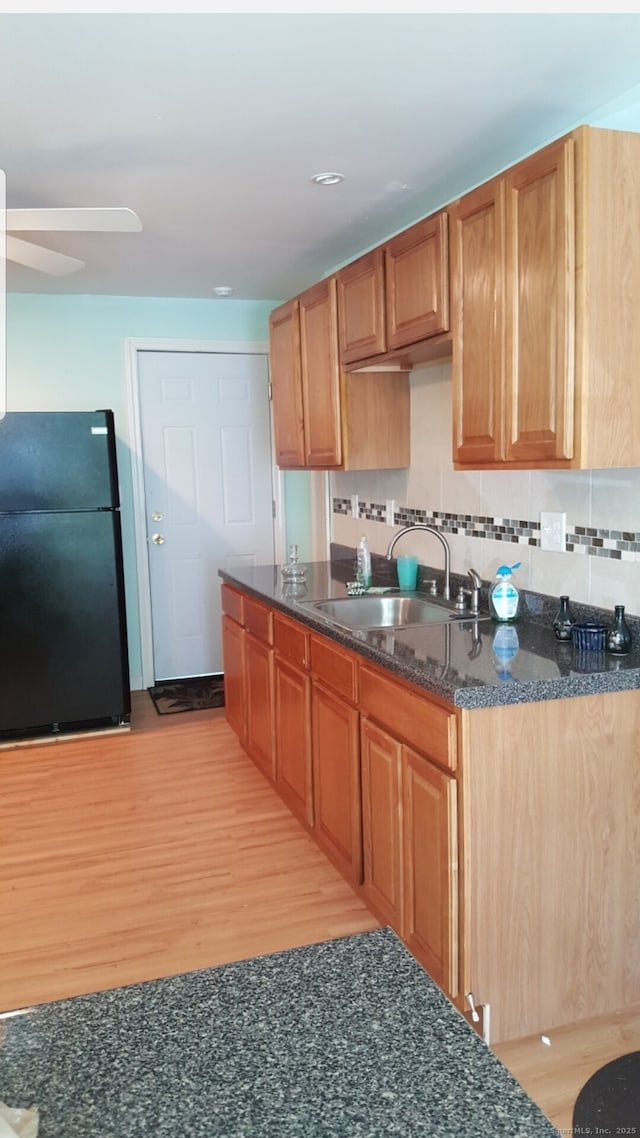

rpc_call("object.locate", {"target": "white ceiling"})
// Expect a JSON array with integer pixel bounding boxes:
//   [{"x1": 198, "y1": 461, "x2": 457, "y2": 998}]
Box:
[{"x1": 3, "y1": 11, "x2": 640, "y2": 302}]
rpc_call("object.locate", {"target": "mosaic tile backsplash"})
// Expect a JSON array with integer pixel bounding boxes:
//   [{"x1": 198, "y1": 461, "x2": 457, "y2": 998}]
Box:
[{"x1": 332, "y1": 499, "x2": 640, "y2": 562}]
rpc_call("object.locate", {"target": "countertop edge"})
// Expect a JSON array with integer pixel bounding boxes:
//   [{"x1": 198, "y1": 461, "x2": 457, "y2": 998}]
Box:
[{"x1": 219, "y1": 567, "x2": 640, "y2": 710}]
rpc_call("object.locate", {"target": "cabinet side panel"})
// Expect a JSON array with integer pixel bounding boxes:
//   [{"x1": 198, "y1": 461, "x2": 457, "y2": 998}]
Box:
[
  {"x1": 576, "y1": 126, "x2": 640, "y2": 468},
  {"x1": 462, "y1": 692, "x2": 640, "y2": 1043},
  {"x1": 341, "y1": 371, "x2": 410, "y2": 470}
]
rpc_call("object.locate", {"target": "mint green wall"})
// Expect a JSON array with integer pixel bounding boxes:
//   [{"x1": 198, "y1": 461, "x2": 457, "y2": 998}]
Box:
[
  {"x1": 283, "y1": 471, "x2": 314, "y2": 561},
  {"x1": 6, "y1": 294, "x2": 278, "y2": 688}
]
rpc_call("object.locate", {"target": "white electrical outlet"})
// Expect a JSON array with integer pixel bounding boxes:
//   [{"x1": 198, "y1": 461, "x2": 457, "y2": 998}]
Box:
[
  {"x1": 350, "y1": 494, "x2": 359, "y2": 519},
  {"x1": 385, "y1": 499, "x2": 396, "y2": 526},
  {"x1": 540, "y1": 511, "x2": 566, "y2": 553}
]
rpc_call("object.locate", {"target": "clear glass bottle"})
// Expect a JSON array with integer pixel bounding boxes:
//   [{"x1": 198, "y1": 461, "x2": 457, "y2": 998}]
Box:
[
  {"x1": 281, "y1": 544, "x2": 307, "y2": 583},
  {"x1": 606, "y1": 605, "x2": 632, "y2": 655},
  {"x1": 552, "y1": 595, "x2": 575, "y2": 641}
]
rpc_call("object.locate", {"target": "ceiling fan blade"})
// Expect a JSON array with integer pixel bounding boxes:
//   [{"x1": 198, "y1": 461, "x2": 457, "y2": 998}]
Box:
[
  {"x1": 6, "y1": 207, "x2": 142, "y2": 233},
  {"x1": 6, "y1": 235, "x2": 85, "y2": 276}
]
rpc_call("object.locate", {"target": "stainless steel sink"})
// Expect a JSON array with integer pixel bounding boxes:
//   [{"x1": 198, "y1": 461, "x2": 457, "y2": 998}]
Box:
[{"x1": 299, "y1": 593, "x2": 481, "y2": 632}]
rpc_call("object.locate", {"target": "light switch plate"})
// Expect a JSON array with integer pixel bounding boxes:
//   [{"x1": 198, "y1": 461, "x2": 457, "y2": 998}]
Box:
[
  {"x1": 385, "y1": 499, "x2": 396, "y2": 526},
  {"x1": 540, "y1": 511, "x2": 566, "y2": 553},
  {"x1": 350, "y1": 494, "x2": 359, "y2": 519}
]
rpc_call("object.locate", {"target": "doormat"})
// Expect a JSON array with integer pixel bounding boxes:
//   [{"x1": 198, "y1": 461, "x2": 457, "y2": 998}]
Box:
[
  {"x1": 573, "y1": 1051, "x2": 640, "y2": 1130},
  {"x1": 148, "y1": 676, "x2": 225, "y2": 715}
]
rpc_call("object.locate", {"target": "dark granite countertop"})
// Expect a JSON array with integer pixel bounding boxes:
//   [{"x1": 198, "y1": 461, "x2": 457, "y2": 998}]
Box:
[
  {"x1": 0, "y1": 928, "x2": 559, "y2": 1137},
  {"x1": 219, "y1": 561, "x2": 640, "y2": 709}
]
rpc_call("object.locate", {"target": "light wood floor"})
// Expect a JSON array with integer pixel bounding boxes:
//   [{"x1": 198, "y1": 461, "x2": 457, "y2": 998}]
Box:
[{"x1": 1, "y1": 692, "x2": 638, "y2": 1134}]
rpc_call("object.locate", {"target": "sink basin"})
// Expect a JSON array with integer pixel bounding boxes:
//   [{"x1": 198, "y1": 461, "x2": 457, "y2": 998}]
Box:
[{"x1": 299, "y1": 593, "x2": 479, "y2": 631}]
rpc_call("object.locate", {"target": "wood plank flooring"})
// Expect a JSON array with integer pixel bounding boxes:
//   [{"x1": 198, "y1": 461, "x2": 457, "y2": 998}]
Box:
[
  {"x1": 0, "y1": 692, "x2": 378, "y2": 1012},
  {"x1": 1, "y1": 690, "x2": 639, "y2": 1134}
]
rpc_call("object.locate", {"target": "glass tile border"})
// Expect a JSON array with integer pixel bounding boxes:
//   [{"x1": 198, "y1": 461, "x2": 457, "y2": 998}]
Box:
[{"x1": 332, "y1": 499, "x2": 640, "y2": 561}]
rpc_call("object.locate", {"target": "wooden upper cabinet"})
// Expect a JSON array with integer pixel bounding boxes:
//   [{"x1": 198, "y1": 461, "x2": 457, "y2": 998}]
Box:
[
  {"x1": 450, "y1": 177, "x2": 506, "y2": 466},
  {"x1": 336, "y1": 248, "x2": 387, "y2": 365},
  {"x1": 385, "y1": 212, "x2": 449, "y2": 349},
  {"x1": 299, "y1": 278, "x2": 342, "y2": 468},
  {"x1": 269, "y1": 284, "x2": 341, "y2": 468},
  {"x1": 451, "y1": 138, "x2": 574, "y2": 467},
  {"x1": 268, "y1": 298, "x2": 305, "y2": 468},
  {"x1": 269, "y1": 277, "x2": 410, "y2": 472},
  {"x1": 504, "y1": 138, "x2": 575, "y2": 464},
  {"x1": 452, "y1": 125, "x2": 640, "y2": 470},
  {"x1": 336, "y1": 214, "x2": 450, "y2": 368}
]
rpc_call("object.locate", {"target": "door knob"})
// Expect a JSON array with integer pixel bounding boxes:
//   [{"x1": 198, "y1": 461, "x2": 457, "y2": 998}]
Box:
[{"x1": 152, "y1": 533, "x2": 165, "y2": 545}]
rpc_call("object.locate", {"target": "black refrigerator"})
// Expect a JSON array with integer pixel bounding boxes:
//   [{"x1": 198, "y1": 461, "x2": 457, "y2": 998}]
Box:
[{"x1": 0, "y1": 410, "x2": 131, "y2": 738}]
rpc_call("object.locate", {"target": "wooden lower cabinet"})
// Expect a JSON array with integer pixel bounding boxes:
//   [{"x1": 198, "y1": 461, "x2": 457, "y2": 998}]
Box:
[
  {"x1": 221, "y1": 586, "x2": 640, "y2": 1045},
  {"x1": 221, "y1": 613, "x2": 245, "y2": 742},
  {"x1": 360, "y1": 717, "x2": 459, "y2": 997},
  {"x1": 402, "y1": 746, "x2": 458, "y2": 998},
  {"x1": 245, "y1": 632, "x2": 274, "y2": 780},
  {"x1": 360, "y1": 718, "x2": 404, "y2": 929},
  {"x1": 311, "y1": 680, "x2": 362, "y2": 885},
  {"x1": 274, "y1": 656, "x2": 313, "y2": 826}
]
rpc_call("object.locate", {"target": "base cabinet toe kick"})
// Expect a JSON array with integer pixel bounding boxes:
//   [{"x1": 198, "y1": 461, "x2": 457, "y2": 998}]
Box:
[{"x1": 221, "y1": 580, "x2": 640, "y2": 1045}]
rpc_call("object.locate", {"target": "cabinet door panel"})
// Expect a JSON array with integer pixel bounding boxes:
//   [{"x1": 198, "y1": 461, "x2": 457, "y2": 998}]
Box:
[
  {"x1": 360, "y1": 718, "x2": 403, "y2": 930},
  {"x1": 222, "y1": 614, "x2": 245, "y2": 742},
  {"x1": 274, "y1": 614, "x2": 309, "y2": 669},
  {"x1": 274, "y1": 658, "x2": 313, "y2": 826},
  {"x1": 505, "y1": 137, "x2": 575, "y2": 463},
  {"x1": 451, "y1": 177, "x2": 506, "y2": 465},
  {"x1": 244, "y1": 596, "x2": 273, "y2": 643},
  {"x1": 245, "y1": 633, "x2": 275, "y2": 780},
  {"x1": 312, "y1": 682, "x2": 362, "y2": 885},
  {"x1": 336, "y1": 248, "x2": 386, "y2": 364},
  {"x1": 359, "y1": 664, "x2": 457, "y2": 772},
  {"x1": 221, "y1": 582, "x2": 244, "y2": 625},
  {"x1": 310, "y1": 633, "x2": 358, "y2": 703},
  {"x1": 386, "y1": 213, "x2": 449, "y2": 349},
  {"x1": 268, "y1": 299, "x2": 305, "y2": 468},
  {"x1": 403, "y1": 747, "x2": 458, "y2": 997},
  {"x1": 299, "y1": 279, "x2": 342, "y2": 467}
]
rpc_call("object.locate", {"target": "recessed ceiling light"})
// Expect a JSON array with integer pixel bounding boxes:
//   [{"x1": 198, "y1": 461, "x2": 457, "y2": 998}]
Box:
[
  {"x1": 213, "y1": 286, "x2": 233, "y2": 297},
  {"x1": 310, "y1": 172, "x2": 345, "y2": 186}
]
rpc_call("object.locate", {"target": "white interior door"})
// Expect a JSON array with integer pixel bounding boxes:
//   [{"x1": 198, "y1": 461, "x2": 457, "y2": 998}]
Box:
[{"x1": 138, "y1": 350, "x2": 275, "y2": 680}]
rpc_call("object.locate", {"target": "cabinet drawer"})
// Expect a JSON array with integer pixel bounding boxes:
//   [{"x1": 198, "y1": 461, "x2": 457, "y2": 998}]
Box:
[
  {"x1": 274, "y1": 614, "x2": 309, "y2": 669},
  {"x1": 360, "y1": 665, "x2": 457, "y2": 772},
  {"x1": 310, "y1": 634, "x2": 358, "y2": 704},
  {"x1": 221, "y1": 583, "x2": 244, "y2": 625},
  {"x1": 244, "y1": 596, "x2": 273, "y2": 644}
]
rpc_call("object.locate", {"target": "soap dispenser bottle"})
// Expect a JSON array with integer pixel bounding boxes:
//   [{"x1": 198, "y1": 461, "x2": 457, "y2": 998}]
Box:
[
  {"x1": 489, "y1": 563, "x2": 521, "y2": 623},
  {"x1": 356, "y1": 535, "x2": 372, "y2": 588}
]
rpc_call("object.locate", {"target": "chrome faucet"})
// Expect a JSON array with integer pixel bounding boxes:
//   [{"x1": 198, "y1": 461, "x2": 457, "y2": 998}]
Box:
[
  {"x1": 466, "y1": 568, "x2": 482, "y2": 616},
  {"x1": 386, "y1": 524, "x2": 451, "y2": 600}
]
